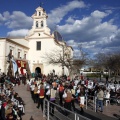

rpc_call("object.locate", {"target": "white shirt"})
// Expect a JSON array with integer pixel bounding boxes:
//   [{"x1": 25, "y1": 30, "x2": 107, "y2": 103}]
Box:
[
  {"x1": 75, "y1": 80, "x2": 79, "y2": 86},
  {"x1": 46, "y1": 89, "x2": 50, "y2": 95},
  {"x1": 63, "y1": 92, "x2": 67, "y2": 98},
  {"x1": 30, "y1": 85, "x2": 35, "y2": 91}
]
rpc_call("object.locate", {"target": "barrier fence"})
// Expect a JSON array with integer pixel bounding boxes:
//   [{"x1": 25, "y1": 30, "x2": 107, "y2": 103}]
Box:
[
  {"x1": 43, "y1": 98, "x2": 91, "y2": 120},
  {"x1": 85, "y1": 95, "x2": 97, "y2": 112},
  {"x1": 85, "y1": 94, "x2": 120, "y2": 112},
  {"x1": 42, "y1": 94, "x2": 120, "y2": 120}
]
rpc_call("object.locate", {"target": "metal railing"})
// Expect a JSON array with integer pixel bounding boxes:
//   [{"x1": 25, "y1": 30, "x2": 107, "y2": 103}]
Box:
[
  {"x1": 84, "y1": 94, "x2": 120, "y2": 112},
  {"x1": 85, "y1": 95, "x2": 97, "y2": 112},
  {"x1": 43, "y1": 99, "x2": 91, "y2": 120}
]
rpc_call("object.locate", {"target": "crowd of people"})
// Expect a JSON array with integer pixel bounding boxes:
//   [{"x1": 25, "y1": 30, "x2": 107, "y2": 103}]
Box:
[
  {"x1": 26, "y1": 73, "x2": 120, "y2": 116},
  {"x1": 0, "y1": 73, "x2": 25, "y2": 120},
  {"x1": 0, "y1": 71, "x2": 120, "y2": 119}
]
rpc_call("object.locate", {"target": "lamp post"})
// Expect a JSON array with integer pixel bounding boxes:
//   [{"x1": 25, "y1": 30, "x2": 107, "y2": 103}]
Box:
[
  {"x1": 100, "y1": 71, "x2": 103, "y2": 82},
  {"x1": 100, "y1": 71, "x2": 101, "y2": 81},
  {"x1": 62, "y1": 43, "x2": 65, "y2": 76}
]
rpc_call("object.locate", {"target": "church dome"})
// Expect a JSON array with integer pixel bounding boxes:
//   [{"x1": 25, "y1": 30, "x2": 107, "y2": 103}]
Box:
[{"x1": 54, "y1": 31, "x2": 63, "y2": 41}]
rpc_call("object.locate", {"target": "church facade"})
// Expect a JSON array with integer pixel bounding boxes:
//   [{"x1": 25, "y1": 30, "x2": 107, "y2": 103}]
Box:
[{"x1": 0, "y1": 6, "x2": 73, "y2": 76}]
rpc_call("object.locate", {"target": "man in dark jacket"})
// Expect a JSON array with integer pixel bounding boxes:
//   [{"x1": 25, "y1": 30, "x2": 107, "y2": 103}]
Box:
[{"x1": 0, "y1": 103, "x2": 6, "y2": 120}]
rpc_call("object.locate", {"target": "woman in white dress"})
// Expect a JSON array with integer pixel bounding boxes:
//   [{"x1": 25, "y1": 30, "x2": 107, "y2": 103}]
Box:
[{"x1": 79, "y1": 87, "x2": 85, "y2": 113}]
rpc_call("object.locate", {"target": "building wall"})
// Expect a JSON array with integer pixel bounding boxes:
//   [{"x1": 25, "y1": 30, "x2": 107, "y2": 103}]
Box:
[
  {"x1": 0, "y1": 39, "x2": 6, "y2": 72},
  {"x1": 28, "y1": 35, "x2": 68, "y2": 75},
  {"x1": 5, "y1": 39, "x2": 29, "y2": 59},
  {"x1": 0, "y1": 38, "x2": 29, "y2": 74},
  {"x1": 10, "y1": 38, "x2": 29, "y2": 47}
]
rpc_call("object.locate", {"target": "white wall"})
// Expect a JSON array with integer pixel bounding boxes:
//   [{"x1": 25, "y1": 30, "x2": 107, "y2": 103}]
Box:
[
  {"x1": 6, "y1": 40, "x2": 29, "y2": 60},
  {"x1": 10, "y1": 38, "x2": 29, "y2": 48},
  {"x1": 28, "y1": 34, "x2": 69, "y2": 76},
  {"x1": 0, "y1": 39, "x2": 6, "y2": 72}
]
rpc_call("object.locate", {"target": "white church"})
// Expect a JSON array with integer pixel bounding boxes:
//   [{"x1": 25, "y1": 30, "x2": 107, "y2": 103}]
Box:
[{"x1": 0, "y1": 6, "x2": 73, "y2": 77}]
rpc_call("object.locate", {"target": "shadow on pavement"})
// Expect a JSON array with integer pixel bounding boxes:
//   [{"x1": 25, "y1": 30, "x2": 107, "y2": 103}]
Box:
[{"x1": 75, "y1": 108, "x2": 101, "y2": 120}]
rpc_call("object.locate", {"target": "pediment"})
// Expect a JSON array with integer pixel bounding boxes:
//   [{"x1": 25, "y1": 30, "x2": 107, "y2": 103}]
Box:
[{"x1": 26, "y1": 30, "x2": 53, "y2": 39}]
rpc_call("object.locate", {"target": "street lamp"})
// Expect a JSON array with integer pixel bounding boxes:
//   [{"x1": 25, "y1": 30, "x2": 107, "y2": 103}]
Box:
[
  {"x1": 100, "y1": 71, "x2": 101, "y2": 81},
  {"x1": 100, "y1": 71, "x2": 103, "y2": 82},
  {"x1": 62, "y1": 43, "x2": 65, "y2": 76}
]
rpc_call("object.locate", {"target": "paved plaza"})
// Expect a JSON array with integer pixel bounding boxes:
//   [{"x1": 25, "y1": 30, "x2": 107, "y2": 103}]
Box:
[{"x1": 14, "y1": 84, "x2": 46, "y2": 120}]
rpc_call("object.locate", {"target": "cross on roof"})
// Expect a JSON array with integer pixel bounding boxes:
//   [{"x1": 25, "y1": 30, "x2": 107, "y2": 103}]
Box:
[{"x1": 40, "y1": 1, "x2": 44, "y2": 7}]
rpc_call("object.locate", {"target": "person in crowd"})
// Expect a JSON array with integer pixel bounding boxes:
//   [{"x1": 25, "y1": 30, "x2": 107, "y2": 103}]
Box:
[
  {"x1": 52, "y1": 80, "x2": 57, "y2": 90},
  {"x1": 36, "y1": 83, "x2": 45, "y2": 111},
  {"x1": 33, "y1": 84, "x2": 38, "y2": 103},
  {"x1": 105, "y1": 75, "x2": 109, "y2": 85},
  {"x1": 103, "y1": 89, "x2": 110, "y2": 106},
  {"x1": 63, "y1": 89, "x2": 72, "y2": 115},
  {"x1": 30, "y1": 82, "x2": 35, "y2": 101},
  {"x1": 26, "y1": 79, "x2": 31, "y2": 91},
  {"x1": 71, "y1": 86, "x2": 76, "y2": 111},
  {"x1": 49, "y1": 86, "x2": 57, "y2": 116},
  {"x1": 58, "y1": 83, "x2": 64, "y2": 106},
  {"x1": 96, "y1": 87, "x2": 104, "y2": 112},
  {"x1": 0, "y1": 102, "x2": 6, "y2": 120},
  {"x1": 80, "y1": 73, "x2": 84, "y2": 80},
  {"x1": 114, "y1": 80, "x2": 118, "y2": 84},
  {"x1": 78, "y1": 85, "x2": 85, "y2": 114}
]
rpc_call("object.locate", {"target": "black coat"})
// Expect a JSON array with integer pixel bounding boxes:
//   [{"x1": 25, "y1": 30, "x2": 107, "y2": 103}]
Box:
[{"x1": 0, "y1": 105, "x2": 6, "y2": 120}]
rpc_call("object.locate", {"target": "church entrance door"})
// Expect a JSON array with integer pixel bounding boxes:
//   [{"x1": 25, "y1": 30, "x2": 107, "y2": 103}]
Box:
[
  {"x1": 35, "y1": 67, "x2": 41, "y2": 74},
  {"x1": 35, "y1": 67, "x2": 41, "y2": 77}
]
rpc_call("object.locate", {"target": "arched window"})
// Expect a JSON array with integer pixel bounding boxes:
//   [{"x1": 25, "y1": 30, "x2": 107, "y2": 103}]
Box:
[
  {"x1": 36, "y1": 21, "x2": 38, "y2": 28},
  {"x1": 39, "y1": 12, "x2": 41, "y2": 16},
  {"x1": 41, "y1": 21, "x2": 44, "y2": 27}
]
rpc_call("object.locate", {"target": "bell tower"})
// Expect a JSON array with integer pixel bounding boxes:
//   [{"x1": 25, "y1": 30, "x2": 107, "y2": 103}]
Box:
[
  {"x1": 26, "y1": 6, "x2": 51, "y2": 38},
  {"x1": 32, "y1": 7, "x2": 48, "y2": 30}
]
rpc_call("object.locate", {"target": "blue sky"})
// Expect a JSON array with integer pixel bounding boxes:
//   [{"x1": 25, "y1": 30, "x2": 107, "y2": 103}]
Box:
[{"x1": 0, "y1": 0, "x2": 120, "y2": 57}]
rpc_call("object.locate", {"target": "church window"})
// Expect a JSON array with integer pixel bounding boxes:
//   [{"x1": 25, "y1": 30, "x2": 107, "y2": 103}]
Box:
[
  {"x1": 38, "y1": 33, "x2": 40, "y2": 36},
  {"x1": 18, "y1": 52, "x2": 20, "y2": 58},
  {"x1": 24, "y1": 54, "x2": 26, "y2": 59},
  {"x1": 41, "y1": 21, "x2": 44, "y2": 27},
  {"x1": 36, "y1": 21, "x2": 38, "y2": 28},
  {"x1": 10, "y1": 49, "x2": 12, "y2": 56},
  {"x1": 39, "y1": 12, "x2": 41, "y2": 16},
  {"x1": 36, "y1": 41, "x2": 41, "y2": 50}
]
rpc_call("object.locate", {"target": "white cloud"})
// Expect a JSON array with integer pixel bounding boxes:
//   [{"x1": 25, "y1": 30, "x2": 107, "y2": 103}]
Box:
[
  {"x1": 57, "y1": 10, "x2": 118, "y2": 44},
  {"x1": 91, "y1": 10, "x2": 108, "y2": 18},
  {"x1": 66, "y1": 16, "x2": 75, "y2": 23},
  {"x1": 0, "y1": 11, "x2": 9, "y2": 24},
  {"x1": 0, "y1": 11, "x2": 32, "y2": 29},
  {"x1": 5, "y1": 11, "x2": 32, "y2": 29},
  {"x1": 67, "y1": 40, "x2": 78, "y2": 48},
  {"x1": 62, "y1": 9, "x2": 119, "y2": 57},
  {"x1": 0, "y1": 13, "x2": 6, "y2": 24},
  {"x1": 3, "y1": 11, "x2": 10, "y2": 20},
  {"x1": 101, "y1": 5, "x2": 120, "y2": 10},
  {"x1": 7, "y1": 29, "x2": 29, "y2": 37},
  {"x1": 47, "y1": 0, "x2": 87, "y2": 29}
]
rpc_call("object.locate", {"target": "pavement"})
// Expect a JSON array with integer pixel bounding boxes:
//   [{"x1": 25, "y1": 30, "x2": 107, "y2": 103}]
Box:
[{"x1": 14, "y1": 84, "x2": 46, "y2": 120}]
